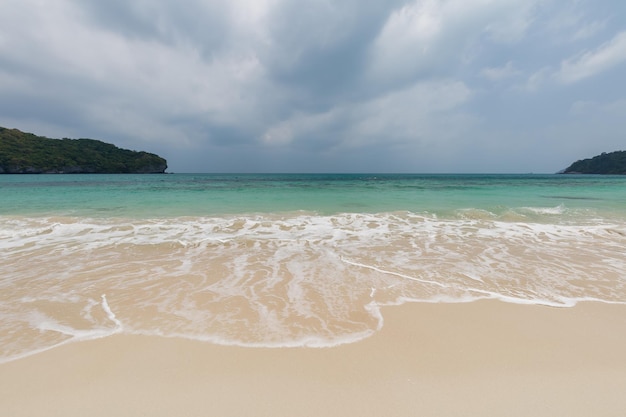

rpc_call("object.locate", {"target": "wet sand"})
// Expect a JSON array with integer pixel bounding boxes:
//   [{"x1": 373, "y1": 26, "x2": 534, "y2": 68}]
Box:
[{"x1": 2, "y1": 300, "x2": 626, "y2": 417}]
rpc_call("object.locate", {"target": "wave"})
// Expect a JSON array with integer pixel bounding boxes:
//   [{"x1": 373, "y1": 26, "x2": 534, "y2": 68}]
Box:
[{"x1": 2, "y1": 211, "x2": 626, "y2": 362}]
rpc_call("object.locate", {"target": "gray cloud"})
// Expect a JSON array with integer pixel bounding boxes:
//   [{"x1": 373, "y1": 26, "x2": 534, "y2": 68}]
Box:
[{"x1": 0, "y1": 0, "x2": 624, "y2": 173}]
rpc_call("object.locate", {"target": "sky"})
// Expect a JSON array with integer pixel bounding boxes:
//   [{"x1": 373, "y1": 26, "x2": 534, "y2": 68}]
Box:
[{"x1": 1, "y1": 0, "x2": 625, "y2": 173}]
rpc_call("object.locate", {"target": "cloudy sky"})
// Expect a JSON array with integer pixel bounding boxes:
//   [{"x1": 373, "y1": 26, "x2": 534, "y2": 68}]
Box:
[{"x1": 1, "y1": 0, "x2": 625, "y2": 173}]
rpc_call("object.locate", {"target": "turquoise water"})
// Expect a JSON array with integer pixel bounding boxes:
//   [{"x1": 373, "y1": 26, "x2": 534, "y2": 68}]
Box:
[
  {"x1": 2, "y1": 173, "x2": 625, "y2": 218},
  {"x1": 1, "y1": 173, "x2": 626, "y2": 362}
]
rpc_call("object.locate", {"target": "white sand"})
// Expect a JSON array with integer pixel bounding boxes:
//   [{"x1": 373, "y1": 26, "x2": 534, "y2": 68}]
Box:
[{"x1": 2, "y1": 300, "x2": 626, "y2": 416}]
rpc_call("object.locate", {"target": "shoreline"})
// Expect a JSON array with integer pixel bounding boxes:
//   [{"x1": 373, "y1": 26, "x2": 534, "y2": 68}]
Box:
[{"x1": 2, "y1": 300, "x2": 626, "y2": 416}]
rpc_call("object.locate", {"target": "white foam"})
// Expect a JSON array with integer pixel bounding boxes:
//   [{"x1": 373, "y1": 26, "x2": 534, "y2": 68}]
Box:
[
  {"x1": 101, "y1": 294, "x2": 123, "y2": 330},
  {"x1": 136, "y1": 327, "x2": 379, "y2": 349},
  {"x1": 521, "y1": 204, "x2": 566, "y2": 215},
  {"x1": 3, "y1": 211, "x2": 626, "y2": 362},
  {"x1": 340, "y1": 257, "x2": 449, "y2": 289}
]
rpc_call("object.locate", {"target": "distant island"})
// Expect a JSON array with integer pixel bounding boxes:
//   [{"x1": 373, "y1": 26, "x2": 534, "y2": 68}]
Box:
[
  {"x1": 0, "y1": 126, "x2": 167, "y2": 174},
  {"x1": 561, "y1": 151, "x2": 626, "y2": 175}
]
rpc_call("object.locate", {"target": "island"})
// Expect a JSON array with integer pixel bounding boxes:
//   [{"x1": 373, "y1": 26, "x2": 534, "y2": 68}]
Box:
[
  {"x1": 561, "y1": 150, "x2": 626, "y2": 175},
  {"x1": 0, "y1": 126, "x2": 167, "y2": 174}
]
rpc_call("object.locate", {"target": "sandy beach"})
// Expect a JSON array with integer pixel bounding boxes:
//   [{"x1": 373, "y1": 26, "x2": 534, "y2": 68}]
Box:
[{"x1": 2, "y1": 300, "x2": 626, "y2": 417}]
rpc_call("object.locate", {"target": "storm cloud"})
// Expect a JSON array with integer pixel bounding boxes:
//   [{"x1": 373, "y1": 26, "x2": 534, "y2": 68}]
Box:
[{"x1": 1, "y1": 0, "x2": 624, "y2": 172}]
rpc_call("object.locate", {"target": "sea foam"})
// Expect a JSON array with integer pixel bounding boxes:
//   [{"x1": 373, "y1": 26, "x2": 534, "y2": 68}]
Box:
[{"x1": 2, "y1": 210, "x2": 626, "y2": 362}]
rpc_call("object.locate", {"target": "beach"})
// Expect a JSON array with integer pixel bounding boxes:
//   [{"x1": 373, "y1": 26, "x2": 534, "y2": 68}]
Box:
[
  {"x1": 2, "y1": 174, "x2": 626, "y2": 415},
  {"x1": 2, "y1": 300, "x2": 626, "y2": 417}
]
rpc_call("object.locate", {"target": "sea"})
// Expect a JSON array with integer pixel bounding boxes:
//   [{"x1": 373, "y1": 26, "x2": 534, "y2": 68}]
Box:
[{"x1": 1, "y1": 173, "x2": 626, "y2": 363}]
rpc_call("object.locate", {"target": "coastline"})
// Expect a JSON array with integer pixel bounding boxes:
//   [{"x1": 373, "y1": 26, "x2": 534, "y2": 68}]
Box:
[{"x1": 2, "y1": 300, "x2": 626, "y2": 416}]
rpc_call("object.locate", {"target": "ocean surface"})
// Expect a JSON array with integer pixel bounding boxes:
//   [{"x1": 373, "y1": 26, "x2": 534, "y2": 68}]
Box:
[{"x1": 2, "y1": 173, "x2": 626, "y2": 363}]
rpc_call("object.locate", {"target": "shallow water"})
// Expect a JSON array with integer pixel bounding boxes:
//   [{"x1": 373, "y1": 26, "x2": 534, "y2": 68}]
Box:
[{"x1": 2, "y1": 173, "x2": 626, "y2": 362}]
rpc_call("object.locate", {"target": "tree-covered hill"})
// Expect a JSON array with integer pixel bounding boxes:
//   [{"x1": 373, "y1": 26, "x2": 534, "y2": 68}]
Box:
[
  {"x1": 561, "y1": 151, "x2": 626, "y2": 175},
  {"x1": 0, "y1": 127, "x2": 167, "y2": 174}
]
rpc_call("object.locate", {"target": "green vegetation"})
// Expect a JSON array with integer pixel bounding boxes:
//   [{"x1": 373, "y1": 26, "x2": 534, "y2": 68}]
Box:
[
  {"x1": 562, "y1": 151, "x2": 626, "y2": 175},
  {"x1": 0, "y1": 126, "x2": 167, "y2": 174}
]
